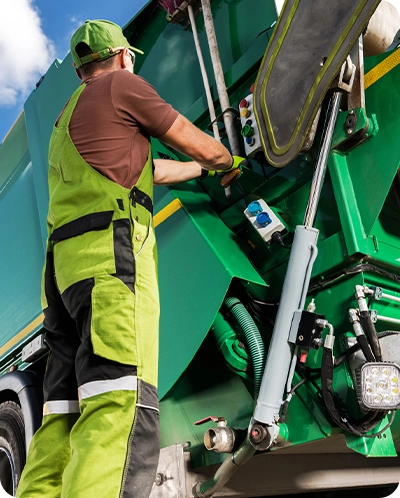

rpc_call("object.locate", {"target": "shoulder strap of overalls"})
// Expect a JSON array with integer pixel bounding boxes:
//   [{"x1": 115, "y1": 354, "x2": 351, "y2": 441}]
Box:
[{"x1": 57, "y1": 84, "x2": 86, "y2": 129}]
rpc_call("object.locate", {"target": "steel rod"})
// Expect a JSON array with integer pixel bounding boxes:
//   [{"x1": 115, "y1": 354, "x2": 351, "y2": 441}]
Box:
[
  {"x1": 303, "y1": 92, "x2": 342, "y2": 228},
  {"x1": 187, "y1": 3, "x2": 220, "y2": 142},
  {"x1": 381, "y1": 292, "x2": 400, "y2": 304},
  {"x1": 200, "y1": 0, "x2": 241, "y2": 156},
  {"x1": 377, "y1": 315, "x2": 400, "y2": 326}
]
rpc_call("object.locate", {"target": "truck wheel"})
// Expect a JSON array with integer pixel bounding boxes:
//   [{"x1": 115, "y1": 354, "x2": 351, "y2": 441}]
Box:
[{"x1": 0, "y1": 401, "x2": 26, "y2": 496}]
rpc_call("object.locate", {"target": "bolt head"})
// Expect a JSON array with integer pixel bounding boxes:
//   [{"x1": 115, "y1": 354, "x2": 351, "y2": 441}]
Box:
[
  {"x1": 250, "y1": 423, "x2": 268, "y2": 444},
  {"x1": 155, "y1": 473, "x2": 165, "y2": 486}
]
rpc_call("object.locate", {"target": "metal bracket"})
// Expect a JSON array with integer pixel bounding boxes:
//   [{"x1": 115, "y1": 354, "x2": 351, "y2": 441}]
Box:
[
  {"x1": 207, "y1": 107, "x2": 241, "y2": 139},
  {"x1": 22, "y1": 334, "x2": 48, "y2": 363},
  {"x1": 347, "y1": 36, "x2": 366, "y2": 111},
  {"x1": 149, "y1": 444, "x2": 187, "y2": 497},
  {"x1": 369, "y1": 309, "x2": 378, "y2": 323},
  {"x1": 337, "y1": 55, "x2": 356, "y2": 94},
  {"x1": 164, "y1": 0, "x2": 203, "y2": 28}
]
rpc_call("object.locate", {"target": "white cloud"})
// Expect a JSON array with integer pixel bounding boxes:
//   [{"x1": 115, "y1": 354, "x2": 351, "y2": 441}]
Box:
[{"x1": 0, "y1": 0, "x2": 55, "y2": 107}]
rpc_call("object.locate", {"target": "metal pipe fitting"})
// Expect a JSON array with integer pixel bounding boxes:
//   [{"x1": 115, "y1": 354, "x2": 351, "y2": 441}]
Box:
[
  {"x1": 355, "y1": 285, "x2": 371, "y2": 312},
  {"x1": 355, "y1": 284, "x2": 366, "y2": 299},
  {"x1": 204, "y1": 421, "x2": 237, "y2": 453},
  {"x1": 316, "y1": 319, "x2": 335, "y2": 350},
  {"x1": 349, "y1": 308, "x2": 363, "y2": 336}
]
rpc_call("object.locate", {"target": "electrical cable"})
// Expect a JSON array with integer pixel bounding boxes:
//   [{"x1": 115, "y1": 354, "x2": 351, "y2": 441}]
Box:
[
  {"x1": 279, "y1": 377, "x2": 308, "y2": 422},
  {"x1": 271, "y1": 231, "x2": 291, "y2": 249},
  {"x1": 296, "y1": 362, "x2": 324, "y2": 397},
  {"x1": 335, "y1": 342, "x2": 360, "y2": 367},
  {"x1": 218, "y1": 168, "x2": 281, "y2": 216},
  {"x1": 321, "y1": 347, "x2": 393, "y2": 437},
  {"x1": 235, "y1": 181, "x2": 250, "y2": 208},
  {"x1": 308, "y1": 263, "x2": 400, "y2": 294}
]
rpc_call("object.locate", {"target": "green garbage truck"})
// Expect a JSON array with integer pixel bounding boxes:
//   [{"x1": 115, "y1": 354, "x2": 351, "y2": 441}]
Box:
[{"x1": 0, "y1": 0, "x2": 400, "y2": 496}]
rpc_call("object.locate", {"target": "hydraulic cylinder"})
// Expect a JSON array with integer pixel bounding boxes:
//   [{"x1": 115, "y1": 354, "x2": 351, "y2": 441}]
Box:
[{"x1": 252, "y1": 224, "x2": 319, "y2": 426}]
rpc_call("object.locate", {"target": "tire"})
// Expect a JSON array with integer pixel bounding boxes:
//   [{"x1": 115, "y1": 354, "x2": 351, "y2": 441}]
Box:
[{"x1": 0, "y1": 401, "x2": 26, "y2": 496}]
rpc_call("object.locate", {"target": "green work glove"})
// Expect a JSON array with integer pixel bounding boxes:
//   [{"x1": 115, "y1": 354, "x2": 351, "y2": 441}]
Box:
[{"x1": 201, "y1": 156, "x2": 247, "y2": 178}]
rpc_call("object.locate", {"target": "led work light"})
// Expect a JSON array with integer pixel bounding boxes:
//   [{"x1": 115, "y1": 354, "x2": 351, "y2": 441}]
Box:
[{"x1": 356, "y1": 362, "x2": 400, "y2": 411}]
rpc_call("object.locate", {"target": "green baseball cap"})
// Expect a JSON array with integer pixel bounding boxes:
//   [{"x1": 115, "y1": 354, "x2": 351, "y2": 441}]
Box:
[{"x1": 70, "y1": 19, "x2": 143, "y2": 68}]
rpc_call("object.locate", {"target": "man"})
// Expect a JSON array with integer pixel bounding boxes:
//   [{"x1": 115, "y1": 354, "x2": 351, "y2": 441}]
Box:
[{"x1": 17, "y1": 19, "x2": 243, "y2": 498}]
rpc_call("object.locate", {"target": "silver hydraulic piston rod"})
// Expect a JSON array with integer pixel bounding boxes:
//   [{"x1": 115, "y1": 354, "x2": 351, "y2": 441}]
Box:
[
  {"x1": 249, "y1": 90, "x2": 343, "y2": 447},
  {"x1": 304, "y1": 92, "x2": 342, "y2": 227}
]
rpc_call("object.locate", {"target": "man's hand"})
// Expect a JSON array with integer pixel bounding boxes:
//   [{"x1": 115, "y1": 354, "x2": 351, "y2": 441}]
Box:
[{"x1": 202, "y1": 155, "x2": 248, "y2": 179}]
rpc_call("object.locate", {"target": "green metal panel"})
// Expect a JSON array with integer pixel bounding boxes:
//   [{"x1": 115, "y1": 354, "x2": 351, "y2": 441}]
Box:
[
  {"x1": 159, "y1": 337, "x2": 254, "y2": 468},
  {"x1": 353, "y1": 50, "x2": 400, "y2": 236},
  {"x1": 155, "y1": 183, "x2": 266, "y2": 398},
  {"x1": 128, "y1": 0, "x2": 276, "y2": 120},
  {"x1": 329, "y1": 152, "x2": 370, "y2": 257},
  {"x1": 345, "y1": 416, "x2": 397, "y2": 457},
  {"x1": 0, "y1": 115, "x2": 28, "y2": 190},
  {"x1": 24, "y1": 56, "x2": 81, "y2": 244},
  {"x1": 0, "y1": 160, "x2": 43, "y2": 361}
]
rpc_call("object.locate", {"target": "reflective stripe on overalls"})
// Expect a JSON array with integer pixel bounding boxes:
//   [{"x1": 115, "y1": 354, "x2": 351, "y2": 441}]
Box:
[{"x1": 17, "y1": 83, "x2": 160, "y2": 498}]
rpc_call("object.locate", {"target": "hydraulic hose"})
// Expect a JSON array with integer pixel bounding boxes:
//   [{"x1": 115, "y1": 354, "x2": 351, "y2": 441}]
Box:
[
  {"x1": 193, "y1": 437, "x2": 255, "y2": 497},
  {"x1": 224, "y1": 297, "x2": 266, "y2": 399},
  {"x1": 356, "y1": 334, "x2": 376, "y2": 362},
  {"x1": 349, "y1": 308, "x2": 376, "y2": 362},
  {"x1": 359, "y1": 310, "x2": 382, "y2": 361}
]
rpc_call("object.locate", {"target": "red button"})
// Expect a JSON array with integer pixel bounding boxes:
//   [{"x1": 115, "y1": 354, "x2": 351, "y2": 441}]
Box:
[
  {"x1": 250, "y1": 83, "x2": 255, "y2": 93},
  {"x1": 239, "y1": 98, "x2": 248, "y2": 108}
]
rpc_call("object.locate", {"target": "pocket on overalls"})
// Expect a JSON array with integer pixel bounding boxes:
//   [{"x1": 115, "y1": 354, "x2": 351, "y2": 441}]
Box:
[
  {"x1": 91, "y1": 274, "x2": 137, "y2": 365},
  {"x1": 52, "y1": 211, "x2": 116, "y2": 293}
]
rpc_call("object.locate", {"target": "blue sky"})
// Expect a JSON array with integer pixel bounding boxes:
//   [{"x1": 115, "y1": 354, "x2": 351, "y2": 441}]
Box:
[
  {"x1": 1, "y1": 0, "x2": 400, "y2": 144},
  {"x1": 0, "y1": 0, "x2": 148, "y2": 142}
]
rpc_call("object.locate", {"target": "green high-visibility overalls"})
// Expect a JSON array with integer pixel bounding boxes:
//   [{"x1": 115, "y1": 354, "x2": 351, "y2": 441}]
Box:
[{"x1": 17, "y1": 83, "x2": 160, "y2": 498}]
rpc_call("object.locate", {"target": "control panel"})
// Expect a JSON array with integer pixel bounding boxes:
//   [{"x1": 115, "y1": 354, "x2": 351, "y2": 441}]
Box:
[
  {"x1": 244, "y1": 199, "x2": 285, "y2": 244},
  {"x1": 239, "y1": 90, "x2": 263, "y2": 158}
]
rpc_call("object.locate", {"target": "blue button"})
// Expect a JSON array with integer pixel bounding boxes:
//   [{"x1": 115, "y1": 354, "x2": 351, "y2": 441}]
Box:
[
  {"x1": 256, "y1": 211, "x2": 272, "y2": 227},
  {"x1": 248, "y1": 201, "x2": 262, "y2": 215}
]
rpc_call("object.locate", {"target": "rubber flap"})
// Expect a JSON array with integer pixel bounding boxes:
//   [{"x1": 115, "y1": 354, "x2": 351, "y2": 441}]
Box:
[{"x1": 254, "y1": 0, "x2": 381, "y2": 167}]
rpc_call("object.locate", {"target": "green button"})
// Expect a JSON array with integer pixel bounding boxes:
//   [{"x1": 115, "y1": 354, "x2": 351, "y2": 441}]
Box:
[{"x1": 241, "y1": 124, "x2": 254, "y2": 137}]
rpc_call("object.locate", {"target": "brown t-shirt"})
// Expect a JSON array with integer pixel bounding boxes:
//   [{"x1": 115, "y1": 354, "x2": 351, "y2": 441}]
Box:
[{"x1": 69, "y1": 70, "x2": 179, "y2": 188}]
